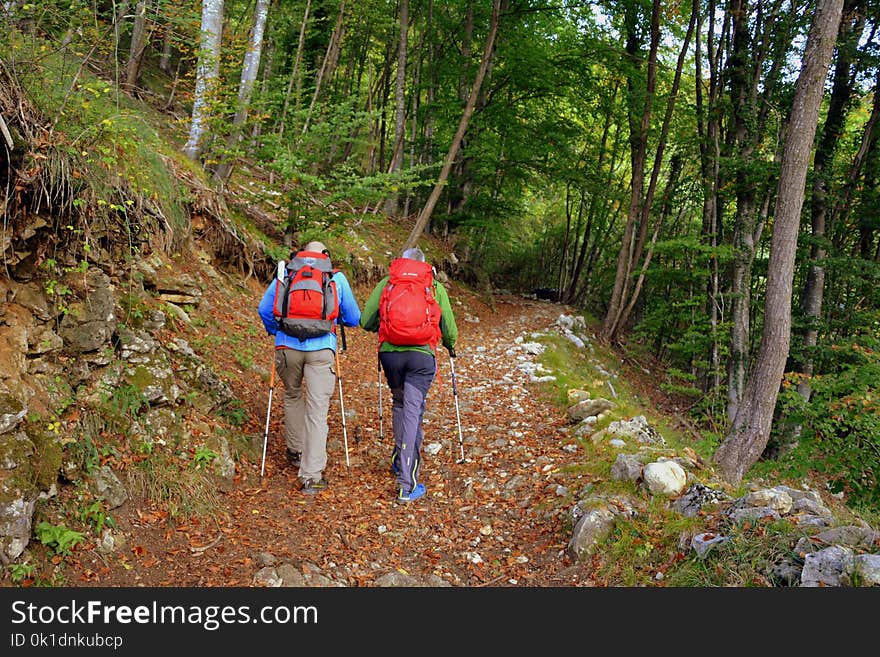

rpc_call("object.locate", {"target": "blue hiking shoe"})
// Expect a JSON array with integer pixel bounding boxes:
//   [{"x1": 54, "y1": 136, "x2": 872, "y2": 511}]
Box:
[{"x1": 397, "y1": 483, "x2": 426, "y2": 503}]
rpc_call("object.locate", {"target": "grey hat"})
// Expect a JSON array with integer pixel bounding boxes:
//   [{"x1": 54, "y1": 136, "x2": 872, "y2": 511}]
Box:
[
  {"x1": 304, "y1": 241, "x2": 328, "y2": 254},
  {"x1": 401, "y1": 247, "x2": 426, "y2": 262}
]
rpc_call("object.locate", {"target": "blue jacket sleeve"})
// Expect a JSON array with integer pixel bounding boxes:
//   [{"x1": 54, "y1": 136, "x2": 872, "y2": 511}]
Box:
[
  {"x1": 257, "y1": 280, "x2": 278, "y2": 335},
  {"x1": 334, "y1": 272, "x2": 361, "y2": 327}
]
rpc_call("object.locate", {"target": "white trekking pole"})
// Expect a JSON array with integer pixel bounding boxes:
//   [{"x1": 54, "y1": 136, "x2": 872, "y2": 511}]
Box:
[
  {"x1": 449, "y1": 348, "x2": 465, "y2": 464},
  {"x1": 260, "y1": 260, "x2": 286, "y2": 482},
  {"x1": 259, "y1": 360, "x2": 276, "y2": 482},
  {"x1": 336, "y1": 327, "x2": 350, "y2": 469}
]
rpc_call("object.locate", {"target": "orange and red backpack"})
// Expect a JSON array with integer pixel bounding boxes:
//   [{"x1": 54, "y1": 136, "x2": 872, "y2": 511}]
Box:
[{"x1": 272, "y1": 249, "x2": 340, "y2": 340}]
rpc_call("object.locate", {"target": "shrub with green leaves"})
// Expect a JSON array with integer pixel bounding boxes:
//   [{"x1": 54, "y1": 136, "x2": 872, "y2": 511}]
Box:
[
  {"x1": 34, "y1": 521, "x2": 85, "y2": 556},
  {"x1": 789, "y1": 341, "x2": 880, "y2": 508}
]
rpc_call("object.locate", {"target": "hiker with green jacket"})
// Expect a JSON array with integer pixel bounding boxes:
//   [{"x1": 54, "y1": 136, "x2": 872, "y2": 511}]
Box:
[{"x1": 360, "y1": 246, "x2": 458, "y2": 503}]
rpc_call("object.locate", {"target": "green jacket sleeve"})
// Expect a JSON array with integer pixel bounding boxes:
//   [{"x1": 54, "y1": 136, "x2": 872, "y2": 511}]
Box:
[
  {"x1": 434, "y1": 281, "x2": 458, "y2": 352},
  {"x1": 359, "y1": 276, "x2": 388, "y2": 333}
]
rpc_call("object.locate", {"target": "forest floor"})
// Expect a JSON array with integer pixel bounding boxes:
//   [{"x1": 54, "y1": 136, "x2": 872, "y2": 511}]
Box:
[{"x1": 56, "y1": 272, "x2": 602, "y2": 587}]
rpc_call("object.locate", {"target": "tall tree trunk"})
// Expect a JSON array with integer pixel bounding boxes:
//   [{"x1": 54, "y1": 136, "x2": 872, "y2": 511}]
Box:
[
  {"x1": 214, "y1": 0, "x2": 271, "y2": 184},
  {"x1": 557, "y1": 183, "x2": 576, "y2": 296},
  {"x1": 606, "y1": 0, "x2": 695, "y2": 338},
  {"x1": 713, "y1": 0, "x2": 844, "y2": 485},
  {"x1": 376, "y1": 32, "x2": 394, "y2": 176},
  {"x1": 252, "y1": 35, "x2": 274, "y2": 140},
  {"x1": 601, "y1": 0, "x2": 659, "y2": 342},
  {"x1": 447, "y1": 0, "x2": 474, "y2": 221},
  {"x1": 341, "y1": 16, "x2": 375, "y2": 164},
  {"x1": 123, "y1": 0, "x2": 149, "y2": 91},
  {"x1": 785, "y1": 0, "x2": 864, "y2": 448},
  {"x1": 855, "y1": 80, "x2": 880, "y2": 257},
  {"x1": 724, "y1": 0, "x2": 798, "y2": 419},
  {"x1": 618, "y1": 153, "x2": 683, "y2": 328},
  {"x1": 695, "y1": 0, "x2": 727, "y2": 397},
  {"x1": 563, "y1": 148, "x2": 605, "y2": 304},
  {"x1": 402, "y1": 0, "x2": 501, "y2": 251},
  {"x1": 301, "y1": 0, "x2": 346, "y2": 137},
  {"x1": 182, "y1": 0, "x2": 225, "y2": 162},
  {"x1": 726, "y1": 0, "x2": 760, "y2": 420},
  {"x1": 566, "y1": 83, "x2": 623, "y2": 305},
  {"x1": 113, "y1": 0, "x2": 132, "y2": 61},
  {"x1": 403, "y1": 11, "x2": 425, "y2": 218},
  {"x1": 423, "y1": 0, "x2": 436, "y2": 164},
  {"x1": 384, "y1": 0, "x2": 409, "y2": 217}
]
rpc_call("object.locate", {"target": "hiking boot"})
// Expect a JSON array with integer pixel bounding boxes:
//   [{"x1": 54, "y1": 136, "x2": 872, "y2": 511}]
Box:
[
  {"x1": 286, "y1": 449, "x2": 302, "y2": 468},
  {"x1": 397, "y1": 483, "x2": 426, "y2": 503},
  {"x1": 301, "y1": 477, "x2": 329, "y2": 495}
]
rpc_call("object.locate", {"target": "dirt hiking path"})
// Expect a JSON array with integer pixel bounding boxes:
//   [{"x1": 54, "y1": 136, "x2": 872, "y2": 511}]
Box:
[{"x1": 63, "y1": 279, "x2": 596, "y2": 587}]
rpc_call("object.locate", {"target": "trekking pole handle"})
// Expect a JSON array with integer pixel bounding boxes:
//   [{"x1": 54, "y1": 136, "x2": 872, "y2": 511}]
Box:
[
  {"x1": 340, "y1": 323, "x2": 347, "y2": 351},
  {"x1": 448, "y1": 347, "x2": 456, "y2": 358}
]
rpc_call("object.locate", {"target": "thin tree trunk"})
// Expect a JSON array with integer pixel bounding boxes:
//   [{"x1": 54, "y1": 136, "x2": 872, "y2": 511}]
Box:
[
  {"x1": 447, "y1": 0, "x2": 474, "y2": 220},
  {"x1": 831, "y1": 67, "x2": 880, "y2": 238},
  {"x1": 163, "y1": 57, "x2": 182, "y2": 110},
  {"x1": 695, "y1": 0, "x2": 727, "y2": 397},
  {"x1": 278, "y1": 0, "x2": 311, "y2": 138},
  {"x1": 788, "y1": 0, "x2": 863, "y2": 445},
  {"x1": 384, "y1": 0, "x2": 409, "y2": 216},
  {"x1": 404, "y1": 12, "x2": 425, "y2": 218},
  {"x1": 855, "y1": 81, "x2": 880, "y2": 257},
  {"x1": 724, "y1": 0, "x2": 798, "y2": 418},
  {"x1": 607, "y1": 0, "x2": 695, "y2": 337},
  {"x1": 557, "y1": 184, "x2": 575, "y2": 296},
  {"x1": 301, "y1": 0, "x2": 346, "y2": 137},
  {"x1": 713, "y1": 0, "x2": 844, "y2": 485},
  {"x1": 182, "y1": 0, "x2": 225, "y2": 162},
  {"x1": 601, "y1": 0, "x2": 660, "y2": 342},
  {"x1": 424, "y1": 0, "x2": 435, "y2": 161},
  {"x1": 618, "y1": 154, "x2": 683, "y2": 329},
  {"x1": 252, "y1": 36, "x2": 273, "y2": 140},
  {"x1": 159, "y1": 19, "x2": 173, "y2": 73},
  {"x1": 566, "y1": 82, "x2": 621, "y2": 304},
  {"x1": 726, "y1": 0, "x2": 760, "y2": 419},
  {"x1": 376, "y1": 33, "x2": 394, "y2": 175},
  {"x1": 403, "y1": 0, "x2": 501, "y2": 251},
  {"x1": 113, "y1": 0, "x2": 132, "y2": 56}
]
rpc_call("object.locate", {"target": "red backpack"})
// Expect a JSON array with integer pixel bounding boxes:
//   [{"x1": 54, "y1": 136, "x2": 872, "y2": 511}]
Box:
[
  {"x1": 272, "y1": 250, "x2": 339, "y2": 340},
  {"x1": 378, "y1": 258, "x2": 442, "y2": 349}
]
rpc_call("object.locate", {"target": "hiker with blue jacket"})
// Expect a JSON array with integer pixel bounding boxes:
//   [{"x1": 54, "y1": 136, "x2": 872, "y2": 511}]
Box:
[
  {"x1": 360, "y1": 246, "x2": 458, "y2": 503},
  {"x1": 258, "y1": 241, "x2": 361, "y2": 495}
]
